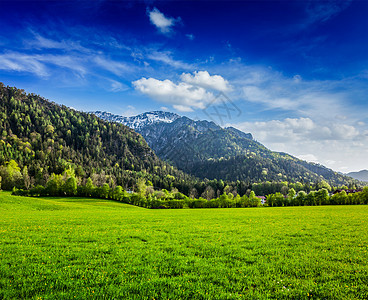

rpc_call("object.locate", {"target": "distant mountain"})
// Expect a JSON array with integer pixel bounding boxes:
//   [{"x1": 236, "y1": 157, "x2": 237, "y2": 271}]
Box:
[
  {"x1": 94, "y1": 110, "x2": 355, "y2": 186},
  {"x1": 347, "y1": 170, "x2": 368, "y2": 182}
]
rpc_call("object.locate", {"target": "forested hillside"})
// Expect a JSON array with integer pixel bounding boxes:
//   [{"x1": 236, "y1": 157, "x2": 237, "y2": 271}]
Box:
[{"x1": 0, "y1": 83, "x2": 194, "y2": 192}]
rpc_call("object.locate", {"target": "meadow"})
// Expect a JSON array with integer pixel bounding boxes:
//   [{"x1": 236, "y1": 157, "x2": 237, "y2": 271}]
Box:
[{"x1": 0, "y1": 191, "x2": 367, "y2": 299}]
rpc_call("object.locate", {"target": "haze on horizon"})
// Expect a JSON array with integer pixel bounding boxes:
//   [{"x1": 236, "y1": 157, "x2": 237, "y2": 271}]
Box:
[{"x1": 0, "y1": 0, "x2": 367, "y2": 173}]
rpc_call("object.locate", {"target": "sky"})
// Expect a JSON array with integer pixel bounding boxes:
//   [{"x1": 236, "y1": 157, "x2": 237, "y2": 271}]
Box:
[{"x1": 0, "y1": 0, "x2": 368, "y2": 173}]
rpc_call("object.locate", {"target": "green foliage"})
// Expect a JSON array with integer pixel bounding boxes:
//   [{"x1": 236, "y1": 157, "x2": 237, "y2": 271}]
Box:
[
  {"x1": 0, "y1": 160, "x2": 23, "y2": 190},
  {"x1": 64, "y1": 176, "x2": 77, "y2": 196}
]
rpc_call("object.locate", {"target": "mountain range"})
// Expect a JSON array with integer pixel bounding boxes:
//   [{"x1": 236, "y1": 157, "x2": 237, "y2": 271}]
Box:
[
  {"x1": 93, "y1": 110, "x2": 355, "y2": 186},
  {"x1": 347, "y1": 170, "x2": 368, "y2": 182}
]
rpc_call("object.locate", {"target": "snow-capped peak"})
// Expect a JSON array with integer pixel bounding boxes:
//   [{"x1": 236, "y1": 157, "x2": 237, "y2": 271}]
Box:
[{"x1": 92, "y1": 111, "x2": 180, "y2": 130}]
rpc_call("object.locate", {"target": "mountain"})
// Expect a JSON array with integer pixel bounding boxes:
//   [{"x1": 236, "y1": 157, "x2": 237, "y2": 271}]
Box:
[
  {"x1": 0, "y1": 83, "x2": 194, "y2": 192},
  {"x1": 347, "y1": 170, "x2": 368, "y2": 182},
  {"x1": 93, "y1": 110, "x2": 355, "y2": 186},
  {"x1": 93, "y1": 111, "x2": 180, "y2": 131}
]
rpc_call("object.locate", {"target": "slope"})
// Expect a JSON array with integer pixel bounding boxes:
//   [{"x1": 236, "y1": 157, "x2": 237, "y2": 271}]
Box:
[{"x1": 0, "y1": 83, "x2": 193, "y2": 191}]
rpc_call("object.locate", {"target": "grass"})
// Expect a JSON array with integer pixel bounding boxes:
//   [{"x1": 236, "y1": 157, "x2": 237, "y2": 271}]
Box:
[{"x1": 0, "y1": 191, "x2": 367, "y2": 299}]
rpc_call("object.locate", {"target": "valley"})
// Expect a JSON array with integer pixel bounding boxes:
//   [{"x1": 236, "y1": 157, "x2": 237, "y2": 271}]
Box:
[{"x1": 1, "y1": 1, "x2": 368, "y2": 299}]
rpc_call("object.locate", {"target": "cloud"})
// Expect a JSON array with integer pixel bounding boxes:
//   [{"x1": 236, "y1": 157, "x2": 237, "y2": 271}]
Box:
[
  {"x1": 0, "y1": 50, "x2": 134, "y2": 79},
  {"x1": 180, "y1": 71, "x2": 231, "y2": 92},
  {"x1": 297, "y1": 154, "x2": 318, "y2": 163},
  {"x1": 235, "y1": 118, "x2": 360, "y2": 143},
  {"x1": 208, "y1": 59, "x2": 368, "y2": 172},
  {"x1": 93, "y1": 56, "x2": 132, "y2": 76},
  {"x1": 39, "y1": 54, "x2": 87, "y2": 75},
  {"x1": 133, "y1": 71, "x2": 232, "y2": 112},
  {"x1": 186, "y1": 34, "x2": 195, "y2": 40},
  {"x1": 26, "y1": 32, "x2": 90, "y2": 53},
  {"x1": 293, "y1": 74, "x2": 302, "y2": 83},
  {"x1": 124, "y1": 105, "x2": 138, "y2": 117},
  {"x1": 0, "y1": 52, "x2": 48, "y2": 76},
  {"x1": 133, "y1": 77, "x2": 214, "y2": 112},
  {"x1": 242, "y1": 85, "x2": 294, "y2": 110},
  {"x1": 221, "y1": 60, "x2": 366, "y2": 122},
  {"x1": 109, "y1": 80, "x2": 129, "y2": 92},
  {"x1": 232, "y1": 117, "x2": 367, "y2": 172},
  {"x1": 0, "y1": 52, "x2": 88, "y2": 77},
  {"x1": 147, "y1": 51, "x2": 193, "y2": 69},
  {"x1": 147, "y1": 8, "x2": 179, "y2": 34},
  {"x1": 305, "y1": 0, "x2": 352, "y2": 24}
]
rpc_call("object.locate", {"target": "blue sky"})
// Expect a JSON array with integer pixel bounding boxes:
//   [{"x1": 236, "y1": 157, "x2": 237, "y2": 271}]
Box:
[{"x1": 1, "y1": 0, "x2": 368, "y2": 173}]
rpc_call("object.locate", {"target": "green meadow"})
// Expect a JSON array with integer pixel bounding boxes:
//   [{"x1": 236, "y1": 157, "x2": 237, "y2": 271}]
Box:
[{"x1": 0, "y1": 191, "x2": 367, "y2": 299}]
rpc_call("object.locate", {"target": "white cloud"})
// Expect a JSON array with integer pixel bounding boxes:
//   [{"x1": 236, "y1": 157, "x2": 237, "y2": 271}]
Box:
[
  {"x1": 109, "y1": 80, "x2": 129, "y2": 92},
  {"x1": 0, "y1": 52, "x2": 48, "y2": 76},
  {"x1": 297, "y1": 154, "x2": 318, "y2": 163},
  {"x1": 26, "y1": 32, "x2": 89, "y2": 53},
  {"x1": 147, "y1": 51, "x2": 193, "y2": 69},
  {"x1": 232, "y1": 117, "x2": 367, "y2": 172},
  {"x1": 0, "y1": 50, "x2": 135, "y2": 79},
  {"x1": 133, "y1": 77, "x2": 214, "y2": 112},
  {"x1": 39, "y1": 54, "x2": 87, "y2": 75},
  {"x1": 173, "y1": 105, "x2": 195, "y2": 112},
  {"x1": 148, "y1": 8, "x2": 179, "y2": 34},
  {"x1": 93, "y1": 56, "x2": 132, "y2": 76},
  {"x1": 0, "y1": 52, "x2": 87, "y2": 77},
  {"x1": 133, "y1": 71, "x2": 232, "y2": 112},
  {"x1": 180, "y1": 71, "x2": 231, "y2": 92},
  {"x1": 224, "y1": 62, "x2": 363, "y2": 122},
  {"x1": 121, "y1": 105, "x2": 138, "y2": 117},
  {"x1": 235, "y1": 118, "x2": 360, "y2": 143}
]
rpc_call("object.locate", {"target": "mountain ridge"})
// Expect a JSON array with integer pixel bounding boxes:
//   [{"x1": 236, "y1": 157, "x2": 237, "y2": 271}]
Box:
[
  {"x1": 93, "y1": 110, "x2": 180, "y2": 131},
  {"x1": 93, "y1": 110, "x2": 355, "y2": 186},
  {"x1": 347, "y1": 170, "x2": 368, "y2": 182}
]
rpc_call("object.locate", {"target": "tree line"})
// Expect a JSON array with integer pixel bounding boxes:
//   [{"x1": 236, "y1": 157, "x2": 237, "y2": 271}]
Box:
[
  {"x1": 5, "y1": 159, "x2": 368, "y2": 209},
  {"x1": 266, "y1": 188, "x2": 368, "y2": 207}
]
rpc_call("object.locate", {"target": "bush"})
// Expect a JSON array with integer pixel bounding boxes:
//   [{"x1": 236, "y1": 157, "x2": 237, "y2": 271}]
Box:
[{"x1": 167, "y1": 200, "x2": 185, "y2": 209}]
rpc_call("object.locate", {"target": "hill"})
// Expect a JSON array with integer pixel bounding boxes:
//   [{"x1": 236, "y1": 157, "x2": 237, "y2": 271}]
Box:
[
  {"x1": 0, "y1": 83, "x2": 194, "y2": 192},
  {"x1": 94, "y1": 111, "x2": 355, "y2": 186},
  {"x1": 347, "y1": 170, "x2": 368, "y2": 182}
]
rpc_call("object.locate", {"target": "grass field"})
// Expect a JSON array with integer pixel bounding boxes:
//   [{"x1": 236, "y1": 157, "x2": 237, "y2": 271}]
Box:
[{"x1": 0, "y1": 191, "x2": 367, "y2": 299}]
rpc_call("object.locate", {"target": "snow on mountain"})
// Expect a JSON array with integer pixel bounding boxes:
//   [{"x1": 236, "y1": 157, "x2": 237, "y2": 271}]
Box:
[{"x1": 92, "y1": 111, "x2": 180, "y2": 131}]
